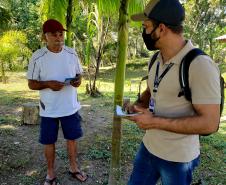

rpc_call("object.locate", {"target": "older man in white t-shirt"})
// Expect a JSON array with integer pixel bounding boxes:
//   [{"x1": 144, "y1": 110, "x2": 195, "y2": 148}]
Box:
[{"x1": 27, "y1": 19, "x2": 87, "y2": 185}]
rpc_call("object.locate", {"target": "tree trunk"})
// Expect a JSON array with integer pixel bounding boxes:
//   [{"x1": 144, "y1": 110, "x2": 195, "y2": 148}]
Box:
[
  {"x1": 0, "y1": 60, "x2": 6, "y2": 84},
  {"x1": 134, "y1": 37, "x2": 138, "y2": 58},
  {"x1": 92, "y1": 17, "x2": 110, "y2": 92},
  {"x1": 209, "y1": 38, "x2": 213, "y2": 59},
  {"x1": 108, "y1": 0, "x2": 129, "y2": 184},
  {"x1": 22, "y1": 102, "x2": 40, "y2": 125},
  {"x1": 65, "y1": 0, "x2": 73, "y2": 47}
]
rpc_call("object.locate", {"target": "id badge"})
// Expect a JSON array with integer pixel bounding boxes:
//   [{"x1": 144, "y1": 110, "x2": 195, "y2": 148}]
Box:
[{"x1": 149, "y1": 97, "x2": 155, "y2": 113}]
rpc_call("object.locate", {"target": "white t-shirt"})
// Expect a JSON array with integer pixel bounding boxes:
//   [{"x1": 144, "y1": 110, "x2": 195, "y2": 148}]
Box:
[{"x1": 27, "y1": 46, "x2": 83, "y2": 118}]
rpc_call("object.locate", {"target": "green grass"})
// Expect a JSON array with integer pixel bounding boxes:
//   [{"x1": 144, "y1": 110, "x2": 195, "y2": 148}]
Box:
[
  {"x1": 86, "y1": 135, "x2": 111, "y2": 161},
  {"x1": 121, "y1": 122, "x2": 144, "y2": 161},
  {"x1": 0, "y1": 60, "x2": 226, "y2": 184}
]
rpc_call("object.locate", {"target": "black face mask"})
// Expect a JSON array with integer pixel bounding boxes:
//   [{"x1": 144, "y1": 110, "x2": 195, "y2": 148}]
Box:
[{"x1": 142, "y1": 26, "x2": 160, "y2": 51}]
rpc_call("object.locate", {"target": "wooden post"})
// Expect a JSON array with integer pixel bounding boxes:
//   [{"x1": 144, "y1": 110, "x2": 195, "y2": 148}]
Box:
[{"x1": 22, "y1": 102, "x2": 40, "y2": 125}]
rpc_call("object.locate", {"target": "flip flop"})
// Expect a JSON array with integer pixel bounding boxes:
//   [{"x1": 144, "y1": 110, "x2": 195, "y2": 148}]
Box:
[
  {"x1": 44, "y1": 177, "x2": 60, "y2": 185},
  {"x1": 69, "y1": 171, "x2": 88, "y2": 182}
]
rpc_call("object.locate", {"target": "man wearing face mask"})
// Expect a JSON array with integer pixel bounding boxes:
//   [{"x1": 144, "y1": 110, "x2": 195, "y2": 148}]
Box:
[
  {"x1": 27, "y1": 19, "x2": 87, "y2": 185},
  {"x1": 125, "y1": 0, "x2": 221, "y2": 185}
]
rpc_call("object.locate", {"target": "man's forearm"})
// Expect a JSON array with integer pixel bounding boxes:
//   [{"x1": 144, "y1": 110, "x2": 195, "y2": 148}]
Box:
[
  {"x1": 153, "y1": 113, "x2": 219, "y2": 135},
  {"x1": 135, "y1": 88, "x2": 151, "y2": 108},
  {"x1": 28, "y1": 80, "x2": 49, "y2": 90}
]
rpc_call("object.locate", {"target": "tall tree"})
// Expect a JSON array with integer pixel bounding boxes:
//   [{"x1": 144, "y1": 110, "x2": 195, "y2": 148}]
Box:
[
  {"x1": 108, "y1": 1, "x2": 129, "y2": 184},
  {"x1": 10, "y1": 0, "x2": 40, "y2": 51},
  {"x1": 0, "y1": 4, "x2": 11, "y2": 32},
  {"x1": 0, "y1": 31, "x2": 31, "y2": 83},
  {"x1": 65, "y1": 0, "x2": 74, "y2": 47},
  {"x1": 91, "y1": 16, "x2": 110, "y2": 94},
  {"x1": 96, "y1": 0, "x2": 146, "y2": 184},
  {"x1": 84, "y1": 2, "x2": 111, "y2": 96},
  {"x1": 0, "y1": 1, "x2": 11, "y2": 82},
  {"x1": 84, "y1": 4, "x2": 97, "y2": 95},
  {"x1": 40, "y1": 0, "x2": 67, "y2": 26},
  {"x1": 184, "y1": 0, "x2": 225, "y2": 61}
]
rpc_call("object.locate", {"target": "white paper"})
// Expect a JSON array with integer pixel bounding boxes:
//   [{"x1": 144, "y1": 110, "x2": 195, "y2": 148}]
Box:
[{"x1": 116, "y1": 105, "x2": 141, "y2": 117}]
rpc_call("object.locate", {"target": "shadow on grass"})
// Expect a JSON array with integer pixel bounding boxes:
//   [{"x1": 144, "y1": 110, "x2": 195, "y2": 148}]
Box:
[
  {"x1": 84, "y1": 58, "x2": 149, "y2": 83},
  {"x1": 0, "y1": 89, "x2": 38, "y2": 106}
]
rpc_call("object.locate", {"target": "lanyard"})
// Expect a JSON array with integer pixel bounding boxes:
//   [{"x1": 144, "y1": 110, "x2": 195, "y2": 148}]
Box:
[
  {"x1": 149, "y1": 61, "x2": 174, "y2": 113},
  {"x1": 153, "y1": 62, "x2": 174, "y2": 93}
]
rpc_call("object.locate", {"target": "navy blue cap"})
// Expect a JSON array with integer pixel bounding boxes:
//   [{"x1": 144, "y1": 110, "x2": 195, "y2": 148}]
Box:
[{"x1": 131, "y1": 0, "x2": 185, "y2": 26}]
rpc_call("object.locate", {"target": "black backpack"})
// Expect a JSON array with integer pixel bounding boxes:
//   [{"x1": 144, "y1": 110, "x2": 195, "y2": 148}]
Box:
[{"x1": 143, "y1": 48, "x2": 224, "y2": 134}]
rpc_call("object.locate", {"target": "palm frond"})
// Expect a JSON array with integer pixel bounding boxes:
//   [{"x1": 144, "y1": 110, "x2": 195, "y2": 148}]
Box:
[
  {"x1": 96, "y1": 0, "x2": 146, "y2": 28},
  {"x1": 128, "y1": 0, "x2": 146, "y2": 15},
  {"x1": 40, "y1": 0, "x2": 68, "y2": 26},
  {"x1": 96, "y1": 0, "x2": 120, "y2": 16},
  {"x1": 96, "y1": 0, "x2": 146, "y2": 16}
]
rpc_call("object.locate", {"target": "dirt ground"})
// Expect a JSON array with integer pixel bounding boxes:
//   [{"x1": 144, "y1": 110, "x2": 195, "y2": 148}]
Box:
[
  {"x1": 1, "y1": 86, "x2": 225, "y2": 185},
  {"x1": 0, "y1": 100, "x2": 133, "y2": 185}
]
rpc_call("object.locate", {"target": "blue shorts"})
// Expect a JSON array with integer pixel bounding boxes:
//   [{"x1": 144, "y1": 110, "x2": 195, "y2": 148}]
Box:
[
  {"x1": 39, "y1": 112, "x2": 83, "y2": 145},
  {"x1": 128, "y1": 142, "x2": 200, "y2": 185}
]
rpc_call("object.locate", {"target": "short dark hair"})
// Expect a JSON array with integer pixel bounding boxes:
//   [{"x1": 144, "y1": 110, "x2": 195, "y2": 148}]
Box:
[
  {"x1": 151, "y1": 19, "x2": 184, "y2": 34},
  {"x1": 166, "y1": 24, "x2": 184, "y2": 34}
]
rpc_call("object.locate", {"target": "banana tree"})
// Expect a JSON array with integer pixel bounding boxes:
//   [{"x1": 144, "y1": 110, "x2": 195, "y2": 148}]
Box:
[
  {"x1": 92, "y1": 16, "x2": 110, "y2": 93},
  {"x1": 109, "y1": 1, "x2": 129, "y2": 183},
  {"x1": 40, "y1": 0, "x2": 67, "y2": 25},
  {"x1": 96, "y1": 0, "x2": 145, "y2": 184},
  {"x1": 85, "y1": 6, "x2": 97, "y2": 95},
  {"x1": 65, "y1": 0, "x2": 74, "y2": 47},
  {"x1": 86, "y1": 3, "x2": 110, "y2": 96}
]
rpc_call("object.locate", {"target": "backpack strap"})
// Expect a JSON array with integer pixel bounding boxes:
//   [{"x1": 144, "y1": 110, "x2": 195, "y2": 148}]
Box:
[
  {"x1": 178, "y1": 48, "x2": 206, "y2": 101},
  {"x1": 137, "y1": 52, "x2": 160, "y2": 101},
  {"x1": 148, "y1": 51, "x2": 160, "y2": 72},
  {"x1": 140, "y1": 51, "x2": 160, "y2": 82},
  {"x1": 220, "y1": 76, "x2": 225, "y2": 115}
]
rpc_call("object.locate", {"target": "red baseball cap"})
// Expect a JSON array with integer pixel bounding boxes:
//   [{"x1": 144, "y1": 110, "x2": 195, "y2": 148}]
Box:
[{"x1": 42, "y1": 19, "x2": 67, "y2": 33}]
